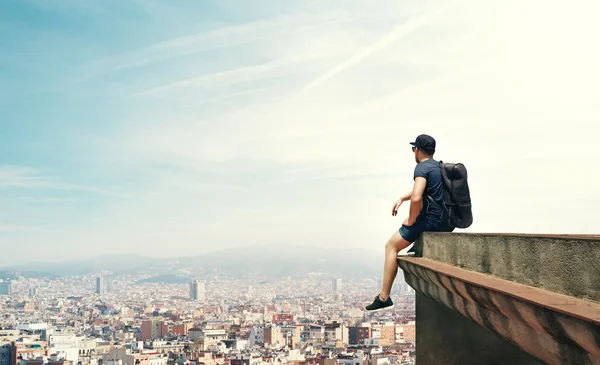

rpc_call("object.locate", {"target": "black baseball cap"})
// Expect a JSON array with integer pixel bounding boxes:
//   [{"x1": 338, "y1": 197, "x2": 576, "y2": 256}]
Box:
[{"x1": 409, "y1": 134, "x2": 436, "y2": 153}]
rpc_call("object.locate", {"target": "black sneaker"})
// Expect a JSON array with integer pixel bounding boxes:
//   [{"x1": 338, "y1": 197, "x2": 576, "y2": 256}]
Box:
[{"x1": 365, "y1": 295, "x2": 394, "y2": 311}]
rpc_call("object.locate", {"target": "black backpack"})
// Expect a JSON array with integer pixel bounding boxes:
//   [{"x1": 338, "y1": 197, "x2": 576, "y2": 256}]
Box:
[{"x1": 439, "y1": 161, "x2": 473, "y2": 229}]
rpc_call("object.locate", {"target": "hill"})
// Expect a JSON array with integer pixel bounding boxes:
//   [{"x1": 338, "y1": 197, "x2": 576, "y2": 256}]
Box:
[
  {"x1": 0, "y1": 244, "x2": 382, "y2": 279},
  {"x1": 135, "y1": 274, "x2": 190, "y2": 285}
]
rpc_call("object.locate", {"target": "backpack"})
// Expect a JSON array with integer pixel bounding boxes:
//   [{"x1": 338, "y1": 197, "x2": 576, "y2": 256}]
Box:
[{"x1": 438, "y1": 161, "x2": 473, "y2": 229}]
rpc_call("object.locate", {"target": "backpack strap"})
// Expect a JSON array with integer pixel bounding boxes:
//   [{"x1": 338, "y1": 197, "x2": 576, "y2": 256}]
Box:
[
  {"x1": 438, "y1": 160, "x2": 453, "y2": 201},
  {"x1": 437, "y1": 161, "x2": 455, "y2": 228},
  {"x1": 426, "y1": 195, "x2": 442, "y2": 211}
]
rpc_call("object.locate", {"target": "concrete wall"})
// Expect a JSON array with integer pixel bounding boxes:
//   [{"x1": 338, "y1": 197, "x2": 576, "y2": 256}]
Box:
[
  {"x1": 414, "y1": 233, "x2": 600, "y2": 302},
  {"x1": 416, "y1": 293, "x2": 546, "y2": 365},
  {"x1": 406, "y1": 233, "x2": 600, "y2": 364}
]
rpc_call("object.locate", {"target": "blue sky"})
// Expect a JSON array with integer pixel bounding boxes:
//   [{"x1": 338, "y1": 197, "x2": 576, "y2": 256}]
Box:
[{"x1": 1, "y1": 0, "x2": 599, "y2": 262}]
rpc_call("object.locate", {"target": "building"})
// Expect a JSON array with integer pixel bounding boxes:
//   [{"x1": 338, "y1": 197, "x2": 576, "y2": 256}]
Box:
[
  {"x1": 104, "y1": 348, "x2": 168, "y2": 365},
  {"x1": 332, "y1": 278, "x2": 342, "y2": 292},
  {"x1": 48, "y1": 333, "x2": 80, "y2": 363},
  {"x1": 190, "y1": 281, "x2": 205, "y2": 301},
  {"x1": 28, "y1": 287, "x2": 37, "y2": 297},
  {"x1": 263, "y1": 326, "x2": 283, "y2": 347},
  {"x1": 272, "y1": 314, "x2": 294, "y2": 324},
  {"x1": 337, "y1": 350, "x2": 367, "y2": 365},
  {"x1": 10, "y1": 341, "x2": 50, "y2": 365},
  {"x1": 187, "y1": 328, "x2": 203, "y2": 342},
  {"x1": 15, "y1": 324, "x2": 47, "y2": 333},
  {"x1": 378, "y1": 325, "x2": 396, "y2": 346},
  {"x1": 141, "y1": 319, "x2": 161, "y2": 341},
  {"x1": 0, "y1": 343, "x2": 12, "y2": 365},
  {"x1": 249, "y1": 327, "x2": 264, "y2": 347},
  {"x1": 146, "y1": 341, "x2": 184, "y2": 354},
  {"x1": 281, "y1": 326, "x2": 301, "y2": 349},
  {"x1": 403, "y1": 322, "x2": 415, "y2": 343},
  {"x1": 142, "y1": 320, "x2": 178, "y2": 341},
  {"x1": 0, "y1": 282, "x2": 12, "y2": 296},
  {"x1": 188, "y1": 329, "x2": 227, "y2": 351},
  {"x1": 228, "y1": 354, "x2": 262, "y2": 365},
  {"x1": 307, "y1": 325, "x2": 324, "y2": 343},
  {"x1": 17, "y1": 301, "x2": 35, "y2": 312},
  {"x1": 173, "y1": 323, "x2": 193, "y2": 337},
  {"x1": 0, "y1": 330, "x2": 20, "y2": 344},
  {"x1": 96, "y1": 277, "x2": 104, "y2": 295},
  {"x1": 349, "y1": 326, "x2": 372, "y2": 345},
  {"x1": 324, "y1": 323, "x2": 348, "y2": 344}
]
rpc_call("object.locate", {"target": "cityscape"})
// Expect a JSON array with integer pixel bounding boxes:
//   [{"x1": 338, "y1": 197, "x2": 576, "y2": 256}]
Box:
[{"x1": 0, "y1": 266, "x2": 417, "y2": 365}]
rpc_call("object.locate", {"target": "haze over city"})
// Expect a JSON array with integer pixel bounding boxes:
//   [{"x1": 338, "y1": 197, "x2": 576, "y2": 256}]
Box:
[{"x1": 2, "y1": 0, "x2": 600, "y2": 263}]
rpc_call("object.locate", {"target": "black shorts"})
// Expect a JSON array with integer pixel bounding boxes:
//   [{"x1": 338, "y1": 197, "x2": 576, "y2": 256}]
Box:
[{"x1": 399, "y1": 213, "x2": 451, "y2": 243}]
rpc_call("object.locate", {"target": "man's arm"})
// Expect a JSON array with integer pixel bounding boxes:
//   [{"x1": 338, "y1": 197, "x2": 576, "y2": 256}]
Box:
[
  {"x1": 399, "y1": 190, "x2": 413, "y2": 202},
  {"x1": 405, "y1": 177, "x2": 427, "y2": 225},
  {"x1": 392, "y1": 189, "x2": 413, "y2": 216}
]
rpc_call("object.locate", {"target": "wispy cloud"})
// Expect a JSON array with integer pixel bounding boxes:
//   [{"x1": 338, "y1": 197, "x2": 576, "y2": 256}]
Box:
[
  {"x1": 15, "y1": 196, "x2": 74, "y2": 204},
  {"x1": 0, "y1": 165, "x2": 125, "y2": 197},
  {"x1": 134, "y1": 53, "x2": 333, "y2": 97},
  {"x1": 299, "y1": 12, "x2": 436, "y2": 93},
  {"x1": 75, "y1": 13, "x2": 377, "y2": 82},
  {"x1": 0, "y1": 223, "x2": 68, "y2": 234}
]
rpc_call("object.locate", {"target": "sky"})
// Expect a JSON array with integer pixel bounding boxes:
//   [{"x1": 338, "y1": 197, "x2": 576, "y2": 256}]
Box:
[{"x1": 1, "y1": 0, "x2": 599, "y2": 263}]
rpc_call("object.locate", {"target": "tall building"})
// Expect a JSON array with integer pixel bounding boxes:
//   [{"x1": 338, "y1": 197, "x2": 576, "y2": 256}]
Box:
[
  {"x1": 96, "y1": 277, "x2": 104, "y2": 295},
  {"x1": 332, "y1": 278, "x2": 342, "y2": 292},
  {"x1": 141, "y1": 318, "x2": 160, "y2": 341},
  {"x1": 29, "y1": 287, "x2": 37, "y2": 297},
  {"x1": 190, "y1": 280, "x2": 205, "y2": 301},
  {"x1": 0, "y1": 282, "x2": 12, "y2": 296}
]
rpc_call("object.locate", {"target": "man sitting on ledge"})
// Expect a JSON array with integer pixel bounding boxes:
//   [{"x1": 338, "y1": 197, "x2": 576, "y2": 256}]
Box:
[{"x1": 366, "y1": 134, "x2": 454, "y2": 311}]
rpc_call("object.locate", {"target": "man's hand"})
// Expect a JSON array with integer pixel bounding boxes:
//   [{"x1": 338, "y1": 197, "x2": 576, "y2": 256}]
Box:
[
  {"x1": 392, "y1": 199, "x2": 404, "y2": 216},
  {"x1": 393, "y1": 190, "x2": 413, "y2": 216}
]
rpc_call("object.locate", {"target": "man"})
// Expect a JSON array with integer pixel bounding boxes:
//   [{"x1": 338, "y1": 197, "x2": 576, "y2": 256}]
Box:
[{"x1": 366, "y1": 134, "x2": 453, "y2": 311}]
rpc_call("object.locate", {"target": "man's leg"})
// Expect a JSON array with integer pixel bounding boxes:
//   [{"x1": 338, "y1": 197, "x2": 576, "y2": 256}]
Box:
[
  {"x1": 380, "y1": 230, "x2": 412, "y2": 300},
  {"x1": 366, "y1": 230, "x2": 415, "y2": 311}
]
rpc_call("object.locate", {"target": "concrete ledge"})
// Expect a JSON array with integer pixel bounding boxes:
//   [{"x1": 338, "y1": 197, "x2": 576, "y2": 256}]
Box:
[
  {"x1": 412, "y1": 232, "x2": 600, "y2": 302},
  {"x1": 399, "y1": 257, "x2": 600, "y2": 365}
]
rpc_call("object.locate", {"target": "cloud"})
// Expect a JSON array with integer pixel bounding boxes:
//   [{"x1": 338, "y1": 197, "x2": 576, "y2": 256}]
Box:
[
  {"x1": 299, "y1": 12, "x2": 436, "y2": 93},
  {"x1": 75, "y1": 12, "x2": 380, "y2": 82},
  {"x1": 133, "y1": 52, "x2": 338, "y2": 97},
  {"x1": 0, "y1": 165, "x2": 125, "y2": 197},
  {"x1": 0, "y1": 224, "x2": 67, "y2": 234}
]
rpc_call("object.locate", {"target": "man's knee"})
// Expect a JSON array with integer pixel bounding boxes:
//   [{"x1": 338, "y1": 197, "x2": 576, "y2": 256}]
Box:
[
  {"x1": 385, "y1": 239, "x2": 396, "y2": 250},
  {"x1": 386, "y1": 231, "x2": 411, "y2": 252}
]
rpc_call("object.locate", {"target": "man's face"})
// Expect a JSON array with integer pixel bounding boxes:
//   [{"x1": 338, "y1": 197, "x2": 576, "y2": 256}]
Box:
[{"x1": 412, "y1": 146, "x2": 419, "y2": 163}]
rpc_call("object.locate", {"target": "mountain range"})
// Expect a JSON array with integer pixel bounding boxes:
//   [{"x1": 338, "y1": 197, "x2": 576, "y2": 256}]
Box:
[{"x1": 0, "y1": 244, "x2": 383, "y2": 280}]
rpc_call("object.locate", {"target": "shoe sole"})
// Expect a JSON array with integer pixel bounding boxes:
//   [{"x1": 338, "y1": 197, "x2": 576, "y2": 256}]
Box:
[{"x1": 366, "y1": 304, "x2": 395, "y2": 312}]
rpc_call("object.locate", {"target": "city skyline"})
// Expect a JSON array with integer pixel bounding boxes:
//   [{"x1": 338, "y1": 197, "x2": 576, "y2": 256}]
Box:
[
  {"x1": 2, "y1": 0, "x2": 600, "y2": 261},
  {"x1": 0, "y1": 271, "x2": 419, "y2": 363}
]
